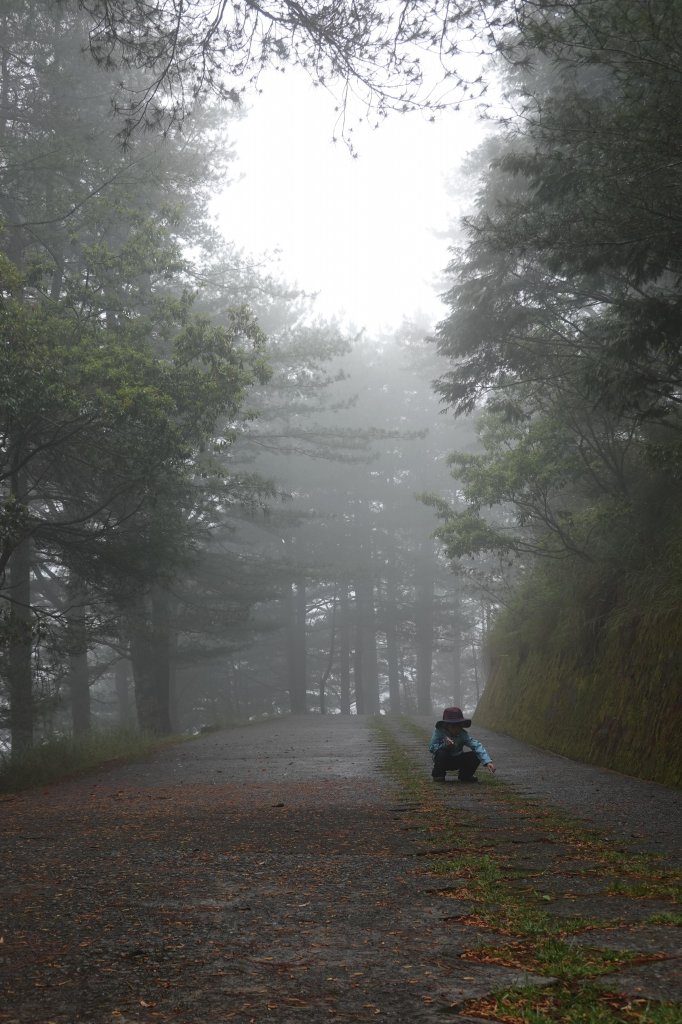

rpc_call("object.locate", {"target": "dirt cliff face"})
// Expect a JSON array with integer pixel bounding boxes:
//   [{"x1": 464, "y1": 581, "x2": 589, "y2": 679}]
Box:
[{"x1": 475, "y1": 607, "x2": 682, "y2": 788}]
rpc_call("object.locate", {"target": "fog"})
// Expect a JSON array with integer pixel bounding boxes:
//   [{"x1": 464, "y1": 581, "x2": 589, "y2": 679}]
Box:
[
  {"x1": 4, "y1": 1, "x2": 677, "y2": 774},
  {"x1": 212, "y1": 66, "x2": 483, "y2": 333},
  {"x1": 0, "y1": 4, "x2": 490, "y2": 753}
]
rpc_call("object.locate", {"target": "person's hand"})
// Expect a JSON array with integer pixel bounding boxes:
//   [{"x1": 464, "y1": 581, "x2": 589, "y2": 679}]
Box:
[{"x1": 486, "y1": 762, "x2": 496, "y2": 774}]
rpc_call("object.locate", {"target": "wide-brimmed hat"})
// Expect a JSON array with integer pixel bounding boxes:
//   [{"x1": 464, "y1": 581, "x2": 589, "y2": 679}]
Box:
[{"x1": 436, "y1": 706, "x2": 471, "y2": 728}]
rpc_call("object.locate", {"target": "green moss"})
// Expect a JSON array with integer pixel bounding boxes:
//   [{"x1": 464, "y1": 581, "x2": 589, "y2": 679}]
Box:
[{"x1": 476, "y1": 553, "x2": 682, "y2": 787}]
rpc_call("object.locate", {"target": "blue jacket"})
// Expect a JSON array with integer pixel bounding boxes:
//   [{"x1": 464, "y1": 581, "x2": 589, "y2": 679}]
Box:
[{"x1": 429, "y1": 726, "x2": 492, "y2": 766}]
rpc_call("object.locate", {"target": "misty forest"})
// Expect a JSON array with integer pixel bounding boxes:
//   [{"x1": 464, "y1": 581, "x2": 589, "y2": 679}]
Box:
[{"x1": 1, "y1": 0, "x2": 681, "y2": 787}]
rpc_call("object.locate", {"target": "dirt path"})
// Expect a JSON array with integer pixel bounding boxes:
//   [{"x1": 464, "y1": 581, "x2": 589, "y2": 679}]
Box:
[{"x1": 1, "y1": 716, "x2": 680, "y2": 1023}]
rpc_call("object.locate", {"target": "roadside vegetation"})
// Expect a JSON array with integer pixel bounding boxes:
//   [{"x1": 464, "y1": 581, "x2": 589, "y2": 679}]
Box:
[
  {"x1": 474, "y1": 549, "x2": 682, "y2": 787},
  {"x1": 3, "y1": 0, "x2": 681, "y2": 789},
  {"x1": 0, "y1": 728, "x2": 184, "y2": 794},
  {"x1": 425, "y1": 0, "x2": 682, "y2": 789},
  {"x1": 374, "y1": 719, "x2": 681, "y2": 1024}
]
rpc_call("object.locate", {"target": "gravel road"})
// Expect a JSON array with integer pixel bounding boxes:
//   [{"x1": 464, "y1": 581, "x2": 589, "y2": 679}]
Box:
[
  {"x1": 1, "y1": 714, "x2": 679, "y2": 1023},
  {"x1": 410, "y1": 716, "x2": 682, "y2": 864}
]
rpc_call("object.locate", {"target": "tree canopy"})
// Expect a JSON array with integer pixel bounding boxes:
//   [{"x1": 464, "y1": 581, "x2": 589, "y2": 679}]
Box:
[
  {"x1": 431, "y1": 0, "x2": 682, "y2": 571},
  {"x1": 74, "y1": 0, "x2": 489, "y2": 141},
  {"x1": 422, "y1": 0, "x2": 682, "y2": 786}
]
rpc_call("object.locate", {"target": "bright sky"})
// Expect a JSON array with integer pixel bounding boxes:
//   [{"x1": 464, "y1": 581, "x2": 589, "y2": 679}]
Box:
[{"x1": 213, "y1": 69, "x2": 483, "y2": 334}]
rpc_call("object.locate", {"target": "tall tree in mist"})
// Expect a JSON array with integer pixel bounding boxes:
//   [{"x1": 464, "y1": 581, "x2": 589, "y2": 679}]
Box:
[
  {"x1": 430, "y1": 0, "x2": 682, "y2": 695},
  {"x1": 1, "y1": 0, "x2": 531, "y2": 745},
  {"x1": 221, "y1": 327, "x2": 482, "y2": 719},
  {"x1": 0, "y1": 3, "x2": 270, "y2": 747}
]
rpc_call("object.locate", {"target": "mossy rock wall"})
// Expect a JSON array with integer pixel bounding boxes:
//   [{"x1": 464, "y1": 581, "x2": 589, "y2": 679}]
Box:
[{"x1": 475, "y1": 606, "x2": 682, "y2": 788}]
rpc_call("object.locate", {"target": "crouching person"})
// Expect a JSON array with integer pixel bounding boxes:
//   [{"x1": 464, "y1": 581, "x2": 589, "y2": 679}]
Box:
[{"x1": 429, "y1": 707, "x2": 496, "y2": 783}]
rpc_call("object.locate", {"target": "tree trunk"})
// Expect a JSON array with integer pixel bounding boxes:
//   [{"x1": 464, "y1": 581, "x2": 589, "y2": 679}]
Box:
[
  {"x1": 294, "y1": 579, "x2": 308, "y2": 713},
  {"x1": 365, "y1": 604, "x2": 380, "y2": 715},
  {"x1": 385, "y1": 620, "x2": 401, "y2": 714},
  {"x1": 167, "y1": 603, "x2": 179, "y2": 732},
  {"x1": 5, "y1": 200, "x2": 32, "y2": 754},
  {"x1": 151, "y1": 584, "x2": 173, "y2": 733},
  {"x1": 66, "y1": 585, "x2": 90, "y2": 735},
  {"x1": 338, "y1": 584, "x2": 351, "y2": 715},
  {"x1": 285, "y1": 581, "x2": 308, "y2": 714},
  {"x1": 472, "y1": 641, "x2": 481, "y2": 704},
  {"x1": 451, "y1": 589, "x2": 465, "y2": 707},
  {"x1": 8, "y1": 531, "x2": 33, "y2": 758},
  {"x1": 383, "y1": 566, "x2": 401, "y2": 715},
  {"x1": 353, "y1": 586, "x2": 364, "y2": 714},
  {"x1": 452, "y1": 633, "x2": 463, "y2": 708},
  {"x1": 414, "y1": 542, "x2": 435, "y2": 715},
  {"x1": 285, "y1": 582, "x2": 297, "y2": 707},
  {"x1": 114, "y1": 658, "x2": 133, "y2": 726},
  {"x1": 480, "y1": 601, "x2": 493, "y2": 680},
  {"x1": 130, "y1": 588, "x2": 173, "y2": 735},
  {"x1": 318, "y1": 588, "x2": 337, "y2": 714},
  {"x1": 355, "y1": 576, "x2": 379, "y2": 714}
]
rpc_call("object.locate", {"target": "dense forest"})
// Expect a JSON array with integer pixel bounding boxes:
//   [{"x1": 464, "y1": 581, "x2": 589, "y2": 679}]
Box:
[
  {"x1": 0, "y1": 1, "x2": 487, "y2": 753},
  {"x1": 1, "y1": 1, "x2": 680, "y2": 786},
  {"x1": 428, "y1": 0, "x2": 682, "y2": 786}
]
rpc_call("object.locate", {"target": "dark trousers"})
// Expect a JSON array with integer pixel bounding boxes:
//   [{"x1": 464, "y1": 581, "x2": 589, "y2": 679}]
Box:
[{"x1": 432, "y1": 749, "x2": 480, "y2": 780}]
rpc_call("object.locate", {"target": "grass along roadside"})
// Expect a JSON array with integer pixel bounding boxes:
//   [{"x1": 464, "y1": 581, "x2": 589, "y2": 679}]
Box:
[
  {"x1": 0, "y1": 714, "x2": 284, "y2": 795},
  {"x1": 371, "y1": 716, "x2": 680, "y2": 1024},
  {"x1": 397, "y1": 717, "x2": 681, "y2": 904},
  {"x1": 466, "y1": 986, "x2": 682, "y2": 1024},
  {"x1": 0, "y1": 727, "x2": 186, "y2": 793}
]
